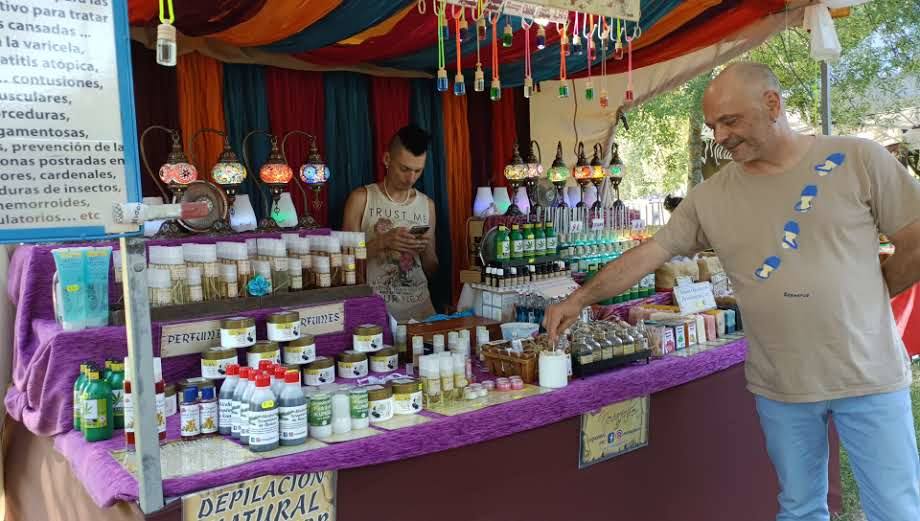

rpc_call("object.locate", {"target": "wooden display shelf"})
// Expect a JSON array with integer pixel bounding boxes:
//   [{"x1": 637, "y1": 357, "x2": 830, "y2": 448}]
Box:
[{"x1": 110, "y1": 284, "x2": 374, "y2": 325}]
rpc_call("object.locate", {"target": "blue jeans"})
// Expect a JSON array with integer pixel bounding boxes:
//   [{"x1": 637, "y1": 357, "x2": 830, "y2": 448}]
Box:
[{"x1": 756, "y1": 389, "x2": 920, "y2": 521}]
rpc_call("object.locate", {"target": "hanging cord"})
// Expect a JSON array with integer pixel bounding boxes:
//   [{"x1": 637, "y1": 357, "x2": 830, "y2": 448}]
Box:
[
  {"x1": 453, "y1": 7, "x2": 463, "y2": 76},
  {"x1": 522, "y1": 19, "x2": 532, "y2": 81},
  {"x1": 436, "y1": 0, "x2": 446, "y2": 71},
  {"x1": 159, "y1": 0, "x2": 174, "y2": 24},
  {"x1": 490, "y1": 15, "x2": 499, "y2": 81},
  {"x1": 559, "y1": 22, "x2": 567, "y2": 81},
  {"x1": 586, "y1": 15, "x2": 594, "y2": 79},
  {"x1": 625, "y1": 35, "x2": 634, "y2": 101}
]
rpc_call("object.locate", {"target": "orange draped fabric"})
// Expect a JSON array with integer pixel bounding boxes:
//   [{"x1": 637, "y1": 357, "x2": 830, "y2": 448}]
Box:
[
  {"x1": 632, "y1": 0, "x2": 722, "y2": 51},
  {"x1": 442, "y1": 93, "x2": 473, "y2": 301},
  {"x1": 176, "y1": 53, "x2": 227, "y2": 178},
  {"x1": 490, "y1": 90, "x2": 518, "y2": 188},
  {"x1": 128, "y1": 0, "x2": 157, "y2": 24},
  {"x1": 205, "y1": 0, "x2": 342, "y2": 47}
]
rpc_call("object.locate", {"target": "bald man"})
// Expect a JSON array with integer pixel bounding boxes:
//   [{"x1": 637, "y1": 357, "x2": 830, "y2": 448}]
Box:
[{"x1": 545, "y1": 62, "x2": 920, "y2": 520}]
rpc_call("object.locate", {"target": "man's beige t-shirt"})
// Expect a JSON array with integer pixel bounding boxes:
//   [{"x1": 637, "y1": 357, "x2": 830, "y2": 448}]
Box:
[{"x1": 654, "y1": 135, "x2": 919, "y2": 403}]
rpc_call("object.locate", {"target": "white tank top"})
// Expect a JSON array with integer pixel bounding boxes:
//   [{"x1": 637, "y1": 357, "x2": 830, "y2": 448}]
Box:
[{"x1": 360, "y1": 183, "x2": 435, "y2": 321}]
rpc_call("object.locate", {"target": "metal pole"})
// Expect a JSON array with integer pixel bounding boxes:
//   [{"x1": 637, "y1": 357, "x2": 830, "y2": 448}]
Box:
[
  {"x1": 120, "y1": 237, "x2": 164, "y2": 513},
  {"x1": 820, "y1": 61, "x2": 832, "y2": 136}
]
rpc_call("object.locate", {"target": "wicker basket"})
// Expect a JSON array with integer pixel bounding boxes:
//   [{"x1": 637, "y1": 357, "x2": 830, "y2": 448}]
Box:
[{"x1": 480, "y1": 337, "x2": 546, "y2": 383}]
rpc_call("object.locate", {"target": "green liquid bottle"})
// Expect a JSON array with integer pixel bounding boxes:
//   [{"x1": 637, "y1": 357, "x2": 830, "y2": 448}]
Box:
[
  {"x1": 102, "y1": 358, "x2": 114, "y2": 383},
  {"x1": 523, "y1": 224, "x2": 536, "y2": 262},
  {"x1": 82, "y1": 368, "x2": 113, "y2": 442},
  {"x1": 495, "y1": 226, "x2": 511, "y2": 261},
  {"x1": 544, "y1": 222, "x2": 557, "y2": 256},
  {"x1": 108, "y1": 361, "x2": 125, "y2": 430},
  {"x1": 510, "y1": 225, "x2": 524, "y2": 260},
  {"x1": 534, "y1": 223, "x2": 546, "y2": 258},
  {"x1": 73, "y1": 361, "x2": 88, "y2": 431}
]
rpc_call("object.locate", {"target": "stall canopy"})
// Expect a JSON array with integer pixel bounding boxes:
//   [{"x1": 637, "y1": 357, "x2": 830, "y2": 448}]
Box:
[{"x1": 127, "y1": 0, "x2": 792, "y2": 305}]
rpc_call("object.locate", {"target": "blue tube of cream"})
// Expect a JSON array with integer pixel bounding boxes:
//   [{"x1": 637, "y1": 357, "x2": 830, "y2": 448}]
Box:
[
  {"x1": 85, "y1": 246, "x2": 112, "y2": 327},
  {"x1": 51, "y1": 248, "x2": 87, "y2": 331}
]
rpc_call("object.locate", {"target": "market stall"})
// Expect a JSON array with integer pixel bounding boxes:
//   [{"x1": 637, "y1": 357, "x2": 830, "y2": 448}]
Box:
[{"x1": 1, "y1": 1, "x2": 847, "y2": 520}]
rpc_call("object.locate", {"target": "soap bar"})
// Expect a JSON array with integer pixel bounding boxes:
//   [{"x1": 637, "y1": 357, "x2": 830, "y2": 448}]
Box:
[
  {"x1": 646, "y1": 322, "x2": 676, "y2": 356},
  {"x1": 702, "y1": 314, "x2": 717, "y2": 341},
  {"x1": 694, "y1": 315, "x2": 707, "y2": 344},
  {"x1": 684, "y1": 319, "x2": 698, "y2": 346},
  {"x1": 721, "y1": 308, "x2": 736, "y2": 334},
  {"x1": 665, "y1": 321, "x2": 687, "y2": 350}
]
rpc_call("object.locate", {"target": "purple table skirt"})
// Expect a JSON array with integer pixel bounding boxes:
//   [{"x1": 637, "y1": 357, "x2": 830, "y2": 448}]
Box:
[
  {"x1": 4, "y1": 230, "x2": 393, "y2": 437},
  {"x1": 54, "y1": 339, "x2": 748, "y2": 508}
]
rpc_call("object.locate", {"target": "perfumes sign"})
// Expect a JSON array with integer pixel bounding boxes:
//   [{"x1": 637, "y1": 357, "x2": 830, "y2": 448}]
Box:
[
  {"x1": 182, "y1": 471, "x2": 336, "y2": 521},
  {"x1": 295, "y1": 302, "x2": 346, "y2": 336}
]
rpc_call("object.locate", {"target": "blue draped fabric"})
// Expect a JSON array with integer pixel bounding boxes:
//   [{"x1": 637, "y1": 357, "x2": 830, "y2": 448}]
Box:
[
  {"x1": 223, "y1": 63, "x2": 271, "y2": 221},
  {"x1": 261, "y1": 0, "x2": 415, "y2": 54},
  {"x1": 409, "y1": 79, "x2": 452, "y2": 310},
  {"x1": 323, "y1": 72, "x2": 374, "y2": 230}
]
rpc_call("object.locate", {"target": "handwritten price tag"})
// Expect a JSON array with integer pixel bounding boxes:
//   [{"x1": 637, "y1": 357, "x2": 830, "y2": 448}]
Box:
[{"x1": 674, "y1": 281, "x2": 717, "y2": 315}]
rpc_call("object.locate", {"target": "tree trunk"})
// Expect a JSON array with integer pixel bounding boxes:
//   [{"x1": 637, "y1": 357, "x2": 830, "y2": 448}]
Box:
[{"x1": 687, "y1": 112, "x2": 704, "y2": 187}]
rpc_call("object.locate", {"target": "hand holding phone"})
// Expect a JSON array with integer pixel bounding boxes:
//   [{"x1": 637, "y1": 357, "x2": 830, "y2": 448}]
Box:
[{"x1": 409, "y1": 225, "x2": 430, "y2": 236}]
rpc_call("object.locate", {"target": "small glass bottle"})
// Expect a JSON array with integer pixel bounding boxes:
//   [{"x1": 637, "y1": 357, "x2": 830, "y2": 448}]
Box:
[
  {"x1": 354, "y1": 232, "x2": 367, "y2": 285},
  {"x1": 314, "y1": 256, "x2": 331, "y2": 288},
  {"x1": 344, "y1": 255, "x2": 356, "y2": 286},
  {"x1": 220, "y1": 263, "x2": 239, "y2": 299},
  {"x1": 288, "y1": 257, "x2": 303, "y2": 292},
  {"x1": 439, "y1": 353, "x2": 455, "y2": 402},
  {"x1": 147, "y1": 268, "x2": 172, "y2": 307},
  {"x1": 187, "y1": 267, "x2": 203, "y2": 303},
  {"x1": 420, "y1": 356, "x2": 442, "y2": 408},
  {"x1": 252, "y1": 260, "x2": 273, "y2": 295}
]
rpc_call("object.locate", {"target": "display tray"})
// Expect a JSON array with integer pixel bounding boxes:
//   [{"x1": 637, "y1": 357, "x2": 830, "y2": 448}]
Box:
[
  {"x1": 110, "y1": 284, "x2": 373, "y2": 324},
  {"x1": 572, "y1": 350, "x2": 653, "y2": 378}
]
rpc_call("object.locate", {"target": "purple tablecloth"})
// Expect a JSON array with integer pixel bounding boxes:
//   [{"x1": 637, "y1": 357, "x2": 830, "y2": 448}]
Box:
[
  {"x1": 3, "y1": 230, "x2": 395, "y2": 437},
  {"x1": 54, "y1": 339, "x2": 748, "y2": 508}
]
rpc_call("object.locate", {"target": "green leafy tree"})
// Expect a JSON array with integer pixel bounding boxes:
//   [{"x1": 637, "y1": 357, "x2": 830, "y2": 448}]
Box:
[{"x1": 617, "y1": 0, "x2": 920, "y2": 199}]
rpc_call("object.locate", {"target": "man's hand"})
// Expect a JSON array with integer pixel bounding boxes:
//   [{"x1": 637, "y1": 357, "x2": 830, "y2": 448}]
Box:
[
  {"x1": 543, "y1": 297, "x2": 585, "y2": 346},
  {"x1": 382, "y1": 227, "x2": 425, "y2": 254}
]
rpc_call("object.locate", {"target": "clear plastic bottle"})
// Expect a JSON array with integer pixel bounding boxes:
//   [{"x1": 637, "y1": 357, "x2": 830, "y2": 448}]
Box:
[
  {"x1": 420, "y1": 356, "x2": 442, "y2": 408},
  {"x1": 231, "y1": 367, "x2": 251, "y2": 439},
  {"x1": 219, "y1": 364, "x2": 240, "y2": 435},
  {"x1": 278, "y1": 371, "x2": 307, "y2": 446},
  {"x1": 271, "y1": 365, "x2": 286, "y2": 397},
  {"x1": 349, "y1": 387, "x2": 369, "y2": 430},
  {"x1": 332, "y1": 390, "x2": 352, "y2": 434},
  {"x1": 248, "y1": 374, "x2": 279, "y2": 452}
]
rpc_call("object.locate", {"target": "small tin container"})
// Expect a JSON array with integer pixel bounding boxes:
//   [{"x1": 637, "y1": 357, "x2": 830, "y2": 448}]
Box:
[
  {"x1": 353, "y1": 324, "x2": 383, "y2": 353},
  {"x1": 337, "y1": 350, "x2": 368, "y2": 379},
  {"x1": 266, "y1": 311, "x2": 301, "y2": 342},
  {"x1": 391, "y1": 379, "x2": 423, "y2": 415},
  {"x1": 303, "y1": 357, "x2": 335, "y2": 386},
  {"x1": 366, "y1": 384, "x2": 394, "y2": 424},
  {"x1": 220, "y1": 317, "x2": 256, "y2": 348},
  {"x1": 283, "y1": 335, "x2": 316, "y2": 365},
  {"x1": 200, "y1": 347, "x2": 237, "y2": 379},
  {"x1": 369, "y1": 347, "x2": 398, "y2": 373},
  {"x1": 246, "y1": 340, "x2": 280, "y2": 369}
]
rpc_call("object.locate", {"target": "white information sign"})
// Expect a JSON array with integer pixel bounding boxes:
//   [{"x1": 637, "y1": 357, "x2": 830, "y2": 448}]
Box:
[
  {"x1": 674, "y1": 280, "x2": 717, "y2": 316},
  {"x1": 0, "y1": 0, "x2": 141, "y2": 243}
]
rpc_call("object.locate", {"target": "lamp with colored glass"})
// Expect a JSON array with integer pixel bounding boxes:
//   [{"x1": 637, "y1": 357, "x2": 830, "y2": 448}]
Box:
[
  {"x1": 190, "y1": 128, "x2": 245, "y2": 234},
  {"x1": 589, "y1": 143, "x2": 608, "y2": 210},
  {"x1": 546, "y1": 141, "x2": 570, "y2": 208},
  {"x1": 523, "y1": 140, "x2": 544, "y2": 215},
  {"x1": 502, "y1": 143, "x2": 527, "y2": 216},
  {"x1": 242, "y1": 130, "x2": 293, "y2": 230},
  {"x1": 139, "y1": 125, "x2": 198, "y2": 237},
  {"x1": 571, "y1": 142, "x2": 592, "y2": 207},
  {"x1": 608, "y1": 141, "x2": 626, "y2": 209},
  {"x1": 281, "y1": 130, "x2": 327, "y2": 229},
  {"x1": 282, "y1": 130, "x2": 330, "y2": 228}
]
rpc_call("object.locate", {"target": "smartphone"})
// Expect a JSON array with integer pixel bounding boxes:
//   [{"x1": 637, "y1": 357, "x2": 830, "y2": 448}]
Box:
[{"x1": 409, "y1": 225, "x2": 430, "y2": 236}]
